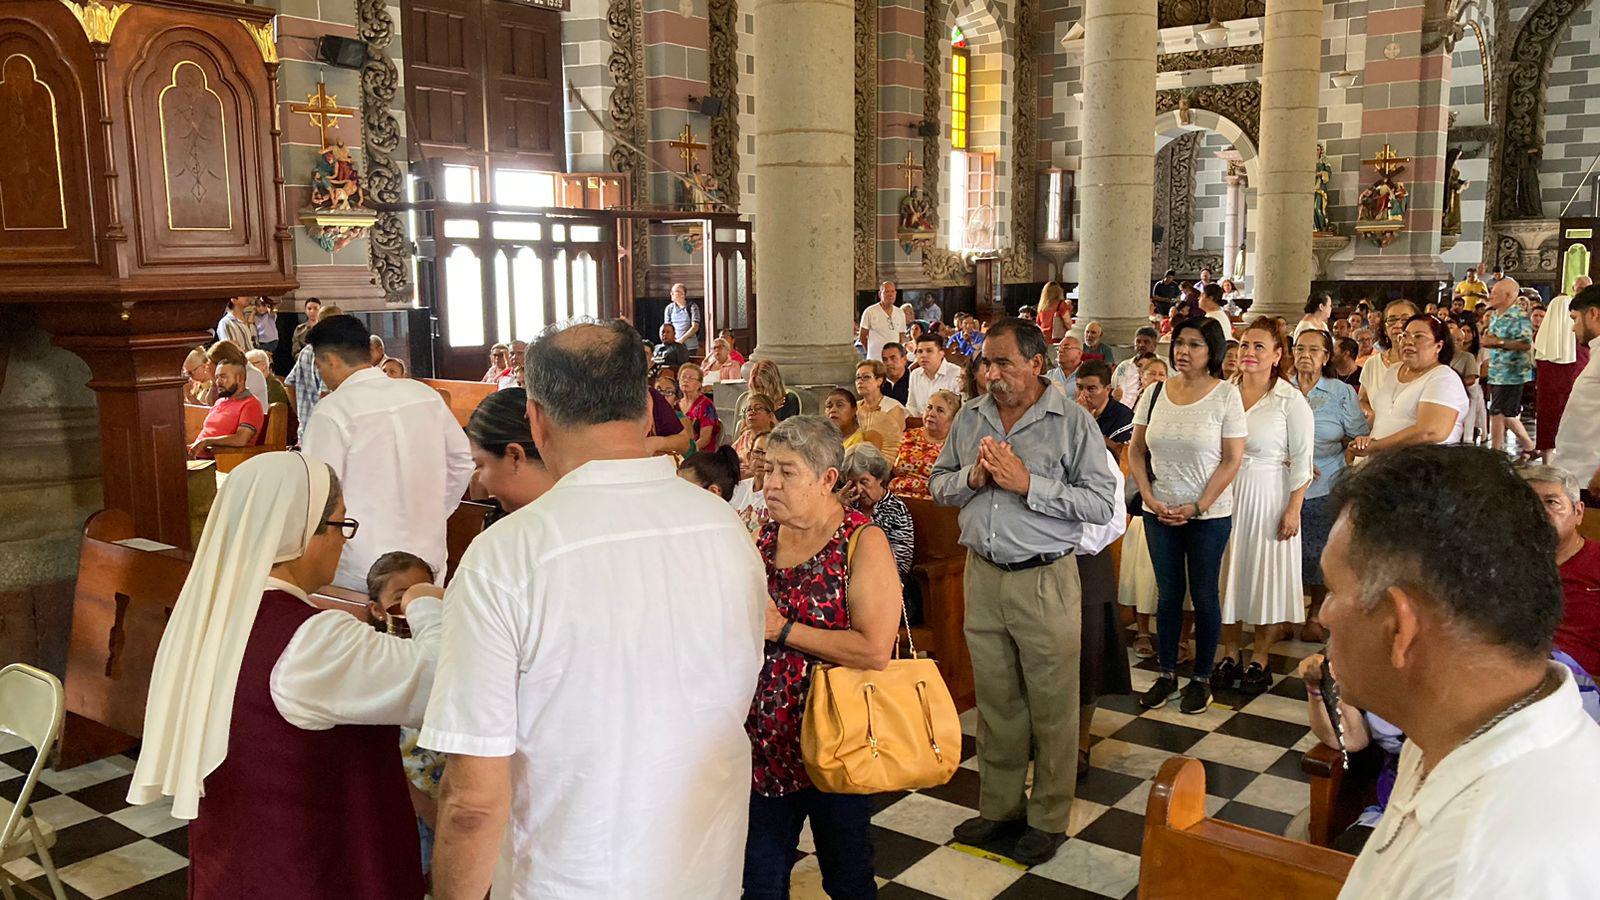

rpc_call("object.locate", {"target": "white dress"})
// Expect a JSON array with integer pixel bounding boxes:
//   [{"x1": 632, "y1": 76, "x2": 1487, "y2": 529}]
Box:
[
  {"x1": 1220, "y1": 379, "x2": 1314, "y2": 626},
  {"x1": 1117, "y1": 516, "x2": 1159, "y2": 615}
]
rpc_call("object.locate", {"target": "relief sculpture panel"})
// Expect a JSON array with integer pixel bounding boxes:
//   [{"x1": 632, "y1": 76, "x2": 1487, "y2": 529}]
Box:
[
  {"x1": 0, "y1": 54, "x2": 68, "y2": 232},
  {"x1": 157, "y1": 61, "x2": 231, "y2": 231}
]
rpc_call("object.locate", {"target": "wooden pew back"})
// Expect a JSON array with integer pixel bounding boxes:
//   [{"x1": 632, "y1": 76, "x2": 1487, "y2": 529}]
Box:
[
  {"x1": 420, "y1": 377, "x2": 499, "y2": 428},
  {"x1": 1140, "y1": 756, "x2": 1352, "y2": 899},
  {"x1": 61, "y1": 511, "x2": 192, "y2": 767},
  {"x1": 903, "y1": 497, "x2": 974, "y2": 710}
]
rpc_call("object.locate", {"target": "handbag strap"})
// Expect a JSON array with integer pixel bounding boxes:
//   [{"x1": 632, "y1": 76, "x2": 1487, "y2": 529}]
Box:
[{"x1": 845, "y1": 524, "x2": 916, "y2": 659}]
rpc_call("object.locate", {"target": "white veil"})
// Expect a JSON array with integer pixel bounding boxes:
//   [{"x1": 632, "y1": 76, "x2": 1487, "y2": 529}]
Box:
[{"x1": 127, "y1": 452, "x2": 332, "y2": 819}]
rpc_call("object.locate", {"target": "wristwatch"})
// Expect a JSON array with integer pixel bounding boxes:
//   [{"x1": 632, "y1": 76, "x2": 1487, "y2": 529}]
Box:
[{"x1": 1193, "y1": 501, "x2": 1208, "y2": 518}]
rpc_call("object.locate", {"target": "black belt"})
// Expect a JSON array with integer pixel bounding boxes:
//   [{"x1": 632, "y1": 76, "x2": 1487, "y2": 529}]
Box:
[{"x1": 978, "y1": 551, "x2": 1070, "y2": 572}]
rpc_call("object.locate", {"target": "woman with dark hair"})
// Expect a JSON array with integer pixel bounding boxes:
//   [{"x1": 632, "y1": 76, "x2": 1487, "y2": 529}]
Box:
[
  {"x1": 466, "y1": 387, "x2": 556, "y2": 515},
  {"x1": 1130, "y1": 316, "x2": 1246, "y2": 714},
  {"x1": 1217, "y1": 318, "x2": 1315, "y2": 694},
  {"x1": 1450, "y1": 318, "x2": 1487, "y2": 444},
  {"x1": 1353, "y1": 314, "x2": 1469, "y2": 454},
  {"x1": 678, "y1": 445, "x2": 743, "y2": 501},
  {"x1": 1289, "y1": 328, "x2": 1367, "y2": 641},
  {"x1": 1294, "y1": 292, "x2": 1333, "y2": 338},
  {"x1": 1358, "y1": 299, "x2": 1420, "y2": 420},
  {"x1": 854, "y1": 359, "x2": 907, "y2": 460},
  {"x1": 733, "y1": 394, "x2": 779, "y2": 478},
  {"x1": 822, "y1": 387, "x2": 868, "y2": 451}
]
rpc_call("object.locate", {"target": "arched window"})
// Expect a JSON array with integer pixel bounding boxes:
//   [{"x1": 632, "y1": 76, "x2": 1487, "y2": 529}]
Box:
[{"x1": 950, "y1": 26, "x2": 968, "y2": 151}]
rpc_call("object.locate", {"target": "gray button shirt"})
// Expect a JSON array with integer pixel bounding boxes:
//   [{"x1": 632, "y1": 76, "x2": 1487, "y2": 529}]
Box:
[{"x1": 929, "y1": 381, "x2": 1118, "y2": 563}]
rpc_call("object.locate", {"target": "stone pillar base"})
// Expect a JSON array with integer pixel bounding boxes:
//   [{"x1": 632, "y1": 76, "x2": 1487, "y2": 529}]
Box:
[
  {"x1": 751, "y1": 342, "x2": 865, "y2": 391},
  {"x1": 1340, "y1": 253, "x2": 1450, "y2": 282}
]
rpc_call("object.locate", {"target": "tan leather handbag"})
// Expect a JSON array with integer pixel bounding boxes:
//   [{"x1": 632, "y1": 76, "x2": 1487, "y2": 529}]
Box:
[{"x1": 800, "y1": 530, "x2": 962, "y2": 794}]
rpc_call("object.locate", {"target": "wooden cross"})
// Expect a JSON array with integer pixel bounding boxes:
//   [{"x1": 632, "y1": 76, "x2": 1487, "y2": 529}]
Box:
[
  {"x1": 897, "y1": 150, "x2": 924, "y2": 191},
  {"x1": 1362, "y1": 143, "x2": 1411, "y2": 176},
  {"x1": 669, "y1": 124, "x2": 707, "y2": 176},
  {"x1": 291, "y1": 82, "x2": 357, "y2": 150}
]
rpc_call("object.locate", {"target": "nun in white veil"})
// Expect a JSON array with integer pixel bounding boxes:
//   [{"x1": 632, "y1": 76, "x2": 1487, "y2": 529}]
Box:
[
  {"x1": 128, "y1": 451, "x2": 441, "y2": 899},
  {"x1": 1534, "y1": 282, "x2": 1589, "y2": 458}
]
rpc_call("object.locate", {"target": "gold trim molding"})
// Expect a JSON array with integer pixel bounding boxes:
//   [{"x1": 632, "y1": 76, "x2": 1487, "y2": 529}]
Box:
[
  {"x1": 239, "y1": 19, "x2": 279, "y2": 65},
  {"x1": 60, "y1": 0, "x2": 130, "y2": 45}
]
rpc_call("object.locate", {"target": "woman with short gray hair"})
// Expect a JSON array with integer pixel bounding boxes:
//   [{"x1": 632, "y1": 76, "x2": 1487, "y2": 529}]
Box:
[
  {"x1": 744, "y1": 415, "x2": 902, "y2": 897},
  {"x1": 841, "y1": 444, "x2": 915, "y2": 578}
]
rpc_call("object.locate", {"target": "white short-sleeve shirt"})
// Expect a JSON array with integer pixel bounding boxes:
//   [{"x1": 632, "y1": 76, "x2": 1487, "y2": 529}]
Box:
[
  {"x1": 419, "y1": 456, "x2": 766, "y2": 900},
  {"x1": 1134, "y1": 380, "x2": 1248, "y2": 518},
  {"x1": 859, "y1": 303, "x2": 908, "y2": 360},
  {"x1": 1369, "y1": 363, "x2": 1468, "y2": 444}
]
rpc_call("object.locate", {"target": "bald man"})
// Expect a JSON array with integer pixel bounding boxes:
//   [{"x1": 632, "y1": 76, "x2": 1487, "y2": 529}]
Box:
[
  {"x1": 859, "y1": 281, "x2": 908, "y2": 360},
  {"x1": 1049, "y1": 334, "x2": 1084, "y2": 396},
  {"x1": 1483, "y1": 277, "x2": 1536, "y2": 455}
]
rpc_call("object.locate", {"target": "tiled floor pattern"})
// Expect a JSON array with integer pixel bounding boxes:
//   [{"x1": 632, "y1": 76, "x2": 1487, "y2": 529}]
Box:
[{"x1": 0, "y1": 638, "x2": 1323, "y2": 899}]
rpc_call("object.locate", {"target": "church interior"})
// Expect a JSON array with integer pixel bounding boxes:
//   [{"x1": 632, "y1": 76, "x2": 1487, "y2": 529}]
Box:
[{"x1": 1, "y1": 0, "x2": 1598, "y2": 896}]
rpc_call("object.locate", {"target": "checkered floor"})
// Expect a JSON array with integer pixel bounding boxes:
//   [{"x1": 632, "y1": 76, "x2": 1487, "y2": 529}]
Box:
[{"x1": 1, "y1": 636, "x2": 1323, "y2": 899}]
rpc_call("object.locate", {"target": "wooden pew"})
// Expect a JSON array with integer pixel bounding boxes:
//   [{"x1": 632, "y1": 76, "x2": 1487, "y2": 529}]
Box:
[
  {"x1": 420, "y1": 377, "x2": 499, "y2": 427},
  {"x1": 214, "y1": 401, "x2": 291, "y2": 472},
  {"x1": 445, "y1": 500, "x2": 496, "y2": 583},
  {"x1": 903, "y1": 497, "x2": 975, "y2": 711},
  {"x1": 60, "y1": 510, "x2": 192, "y2": 768},
  {"x1": 1140, "y1": 756, "x2": 1353, "y2": 899},
  {"x1": 1301, "y1": 743, "x2": 1384, "y2": 848},
  {"x1": 1580, "y1": 505, "x2": 1600, "y2": 543}
]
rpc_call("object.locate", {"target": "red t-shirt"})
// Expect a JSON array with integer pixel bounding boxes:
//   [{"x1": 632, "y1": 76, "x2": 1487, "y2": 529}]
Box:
[
  {"x1": 199, "y1": 394, "x2": 265, "y2": 456},
  {"x1": 1556, "y1": 538, "x2": 1600, "y2": 676}
]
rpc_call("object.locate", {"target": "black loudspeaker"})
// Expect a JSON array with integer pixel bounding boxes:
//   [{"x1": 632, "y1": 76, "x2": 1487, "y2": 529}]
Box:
[
  {"x1": 916, "y1": 120, "x2": 940, "y2": 138},
  {"x1": 695, "y1": 96, "x2": 725, "y2": 117},
  {"x1": 318, "y1": 35, "x2": 368, "y2": 69},
  {"x1": 1152, "y1": 224, "x2": 1165, "y2": 244}
]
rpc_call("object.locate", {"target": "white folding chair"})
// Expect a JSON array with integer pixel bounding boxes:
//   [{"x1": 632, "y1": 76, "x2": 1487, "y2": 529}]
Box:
[{"x1": 0, "y1": 664, "x2": 67, "y2": 900}]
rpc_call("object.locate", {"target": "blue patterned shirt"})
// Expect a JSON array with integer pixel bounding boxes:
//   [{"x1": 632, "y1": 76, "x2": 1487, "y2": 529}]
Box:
[
  {"x1": 284, "y1": 344, "x2": 325, "y2": 424},
  {"x1": 1486, "y1": 306, "x2": 1534, "y2": 385}
]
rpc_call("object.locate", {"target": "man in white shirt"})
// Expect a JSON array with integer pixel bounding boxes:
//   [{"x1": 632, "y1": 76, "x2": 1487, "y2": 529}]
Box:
[
  {"x1": 1552, "y1": 284, "x2": 1600, "y2": 491},
  {"x1": 906, "y1": 332, "x2": 964, "y2": 416},
  {"x1": 1319, "y1": 446, "x2": 1600, "y2": 900},
  {"x1": 300, "y1": 315, "x2": 473, "y2": 590},
  {"x1": 858, "y1": 281, "x2": 908, "y2": 361},
  {"x1": 1199, "y1": 284, "x2": 1234, "y2": 338},
  {"x1": 1112, "y1": 326, "x2": 1158, "y2": 404},
  {"x1": 421, "y1": 321, "x2": 765, "y2": 899}
]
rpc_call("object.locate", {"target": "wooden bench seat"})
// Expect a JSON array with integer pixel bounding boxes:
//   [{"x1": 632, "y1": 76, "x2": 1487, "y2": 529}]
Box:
[
  {"x1": 1140, "y1": 756, "x2": 1352, "y2": 899},
  {"x1": 903, "y1": 497, "x2": 974, "y2": 711},
  {"x1": 419, "y1": 377, "x2": 499, "y2": 428}
]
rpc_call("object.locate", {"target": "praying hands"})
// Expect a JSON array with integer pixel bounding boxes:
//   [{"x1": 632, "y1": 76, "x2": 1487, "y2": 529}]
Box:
[{"x1": 977, "y1": 437, "x2": 1031, "y2": 495}]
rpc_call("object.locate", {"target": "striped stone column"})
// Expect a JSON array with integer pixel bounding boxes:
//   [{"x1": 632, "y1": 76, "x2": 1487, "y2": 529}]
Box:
[
  {"x1": 1078, "y1": 0, "x2": 1157, "y2": 342},
  {"x1": 1252, "y1": 0, "x2": 1323, "y2": 318},
  {"x1": 750, "y1": 0, "x2": 860, "y2": 384}
]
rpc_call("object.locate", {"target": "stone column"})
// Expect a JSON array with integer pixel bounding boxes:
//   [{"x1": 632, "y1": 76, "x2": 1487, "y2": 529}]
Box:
[
  {"x1": 1078, "y1": 0, "x2": 1158, "y2": 342},
  {"x1": 1221, "y1": 155, "x2": 1246, "y2": 281},
  {"x1": 750, "y1": 0, "x2": 861, "y2": 386},
  {"x1": 1251, "y1": 0, "x2": 1323, "y2": 318}
]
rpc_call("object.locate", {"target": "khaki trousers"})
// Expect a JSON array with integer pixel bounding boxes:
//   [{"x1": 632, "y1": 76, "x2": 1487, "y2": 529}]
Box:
[{"x1": 963, "y1": 552, "x2": 1082, "y2": 833}]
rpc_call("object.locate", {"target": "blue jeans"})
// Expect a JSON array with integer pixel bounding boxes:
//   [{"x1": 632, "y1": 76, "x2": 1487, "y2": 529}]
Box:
[
  {"x1": 743, "y1": 789, "x2": 877, "y2": 900},
  {"x1": 1143, "y1": 513, "x2": 1233, "y2": 678}
]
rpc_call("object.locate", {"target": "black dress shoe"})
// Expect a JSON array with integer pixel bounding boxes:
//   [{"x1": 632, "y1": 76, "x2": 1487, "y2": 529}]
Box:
[
  {"x1": 1077, "y1": 748, "x2": 1091, "y2": 781},
  {"x1": 1240, "y1": 661, "x2": 1273, "y2": 695},
  {"x1": 952, "y1": 815, "x2": 1024, "y2": 845},
  {"x1": 1012, "y1": 827, "x2": 1067, "y2": 866},
  {"x1": 1212, "y1": 654, "x2": 1242, "y2": 690}
]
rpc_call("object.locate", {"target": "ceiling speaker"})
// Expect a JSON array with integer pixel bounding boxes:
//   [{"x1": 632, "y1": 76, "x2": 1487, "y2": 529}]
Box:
[{"x1": 695, "y1": 96, "x2": 725, "y2": 117}]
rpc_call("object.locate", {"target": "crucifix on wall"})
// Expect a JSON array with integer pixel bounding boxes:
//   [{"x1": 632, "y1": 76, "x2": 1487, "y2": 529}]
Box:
[
  {"x1": 896, "y1": 150, "x2": 924, "y2": 191},
  {"x1": 669, "y1": 124, "x2": 707, "y2": 177},
  {"x1": 291, "y1": 82, "x2": 356, "y2": 150}
]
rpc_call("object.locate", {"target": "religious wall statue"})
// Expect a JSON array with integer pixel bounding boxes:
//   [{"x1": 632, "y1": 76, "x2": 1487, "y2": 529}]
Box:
[
  {"x1": 310, "y1": 140, "x2": 366, "y2": 212},
  {"x1": 1443, "y1": 155, "x2": 1468, "y2": 236},
  {"x1": 294, "y1": 82, "x2": 377, "y2": 253},
  {"x1": 900, "y1": 186, "x2": 937, "y2": 234},
  {"x1": 678, "y1": 163, "x2": 722, "y2": 212},
  {"x1": 1313, "y1": 144, "x2": 1334, "y2": 233},
  {"x1": 1354, "y1": 143, "x2": 1410, "y2": 247}
]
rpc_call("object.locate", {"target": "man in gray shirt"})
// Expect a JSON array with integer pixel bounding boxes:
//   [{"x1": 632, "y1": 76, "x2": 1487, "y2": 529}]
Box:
[{"x1": 929, "y1": 317, "x2": 1118, "y2": 866}]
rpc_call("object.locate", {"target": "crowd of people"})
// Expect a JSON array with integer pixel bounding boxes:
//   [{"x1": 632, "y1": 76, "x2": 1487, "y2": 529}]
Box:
[{"x1": 130, "y1": 272, "x2": 1600, "y2": 898}]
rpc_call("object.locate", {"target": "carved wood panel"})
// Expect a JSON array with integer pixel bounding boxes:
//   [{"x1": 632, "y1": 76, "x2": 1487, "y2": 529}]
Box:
[
  {"x1": 405, "y1": 2, "x2": 482, "y2": 158},
  {"x1": 484, "y1": 5, "x2": 563, "y2": 169},
  {"x1": 0, "y1": 21, "x2": 96, "y2": 264},
  {"x1": 121, "y1": 29, "x2": 268, "y2": 265}
]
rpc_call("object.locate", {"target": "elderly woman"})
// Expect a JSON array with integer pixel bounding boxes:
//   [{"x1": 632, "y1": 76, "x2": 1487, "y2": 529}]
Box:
[
  {"x1": 704, "y1": 336, "x2": 744, "y2": 383},
  {"x1": 183, "y1": 345, "x2": 214, "y2": 405},
  {"x1": 1354, "y1": 313, "x2": 1469, "y2": 455},
  {"x1": 733, "y1": 393, "x2": 778, "y2": 478},
  {"x1": 1288, "y1": 330, "x2": 1367, "y2": 642},
  {"x1": 129, "y1": 452, "x2": 441, "y2": 898},
  {"x1": 744, "y1": 416, "x2": 901, "y2": 899},
  {"x1": 677, "y1": 362, "x2": 722, "y2": 452},
  {"x1": 482, "y1": 343, "x2": 512, "y2": 383},
  {"x1": 841, "y1": 444, "x2": 914, "y2": 577},
  {"x1": 823, "y1": 388, "x2": 870, "y2": 451},
  {"x1": 738, "y1": 359, "x2": 802, "y2": 421},
  {"x1": 889, "y1": 389, "x2": 959, "y2": 500},
  {"x1": 855, "y1": 359, "x2": 907, "y2": 461}
]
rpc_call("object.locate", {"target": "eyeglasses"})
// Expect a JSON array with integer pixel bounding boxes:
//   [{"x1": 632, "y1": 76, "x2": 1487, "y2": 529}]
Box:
[{"x1": 323, "y1": 518, "x2": 360, "y2": 539}]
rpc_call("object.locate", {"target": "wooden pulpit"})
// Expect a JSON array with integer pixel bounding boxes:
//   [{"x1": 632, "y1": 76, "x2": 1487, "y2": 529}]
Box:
[{"x1": 0, "y1": 0, "x2": 295, "y2": 548}]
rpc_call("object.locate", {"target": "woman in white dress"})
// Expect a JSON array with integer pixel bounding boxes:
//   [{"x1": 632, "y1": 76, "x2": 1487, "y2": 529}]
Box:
[
  {"x1": 1449, "y1": 318, "x2": 1488, "y2": 444},
  {"x1": 1118, "y1": 356, "x2": 1173, "y2": 657},
  {"x1": 1354, "y1": 314, "x2": 1469, "y2": 456},
  {"x1": 1216, "y1": 318, "x2": 1315, "y2": 695}
]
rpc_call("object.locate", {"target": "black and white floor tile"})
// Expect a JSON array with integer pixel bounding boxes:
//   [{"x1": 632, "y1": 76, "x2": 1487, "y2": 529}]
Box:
[{"x1": 0, "y1": 637, "x2": 1323, "y2": 899}]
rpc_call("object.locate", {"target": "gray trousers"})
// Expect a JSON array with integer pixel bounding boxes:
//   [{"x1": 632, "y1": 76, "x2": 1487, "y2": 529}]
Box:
[{"x1": 963, "y1": 552, "x2": 1082, "y2": 833}]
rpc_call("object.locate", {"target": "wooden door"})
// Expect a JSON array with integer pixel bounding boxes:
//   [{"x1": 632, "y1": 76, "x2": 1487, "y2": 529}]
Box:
[{"x1": 708, "y1": 223, "x2": 755, "y2": 354}]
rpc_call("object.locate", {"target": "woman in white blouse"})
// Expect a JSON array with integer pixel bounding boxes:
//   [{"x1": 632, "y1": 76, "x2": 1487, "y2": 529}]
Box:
[
  {"x1": 1358, "y1": 299, "x2": 1419, "y2": 420},
  {"x1": 1129, "y1": 317, "x2": 1246, "y2": 715},
  {"x1": 1354, "y1": 314, "x2": 1469, "y2": 455},
  {"x1": 1216, "y1": 318, "x2": 1315, "y2": 695}
]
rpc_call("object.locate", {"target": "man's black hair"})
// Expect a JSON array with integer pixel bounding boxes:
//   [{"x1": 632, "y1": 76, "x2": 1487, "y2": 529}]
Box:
[{"x1": 306, "y1": 314, "x2": 373, "y2": 366}]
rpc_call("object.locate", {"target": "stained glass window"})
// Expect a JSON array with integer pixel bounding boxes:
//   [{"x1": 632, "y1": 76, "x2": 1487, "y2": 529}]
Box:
[{"x1": 951, "y1": 48, "x2": 969, "y2": 150}]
